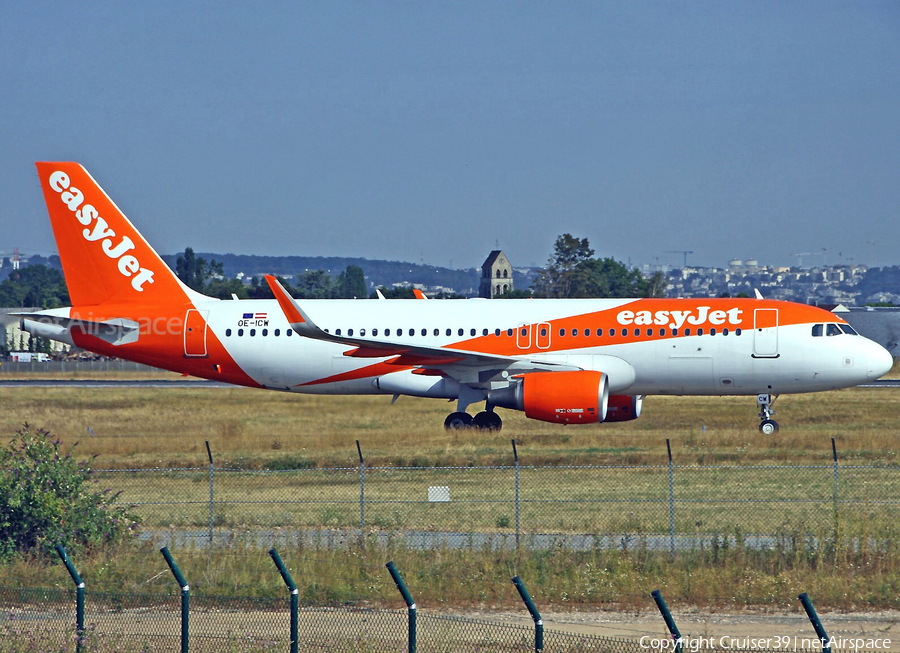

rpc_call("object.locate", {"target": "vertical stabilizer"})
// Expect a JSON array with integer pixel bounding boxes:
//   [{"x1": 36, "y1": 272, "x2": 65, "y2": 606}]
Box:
[{"x1": 35, "y1": 162, "x2": 201, "y2": 306}]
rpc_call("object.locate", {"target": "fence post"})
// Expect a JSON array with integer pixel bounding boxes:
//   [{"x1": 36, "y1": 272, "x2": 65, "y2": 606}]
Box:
[
  {"x1": 206, "y1": 441, "x2": 214, "y2": 546},
  {"x1": 55, "y1": 545, "x2": 84, "y2": 653},
  {"x1": 512, "y1": 576, "x2": 543, "y2": 653},
  {"x1": 512, "y1": 439, "x2": 520, "y2": 549},
  {"x1": 831, "y1": 438, "x2": 838, "y2": 527},
  {"x1": 667, "y1": 439, "x2": 675, "y2": 558},
  {"x1": 269, "y1": 548, "x2": 299, "y2": 653},
  {"x1": 799, "y1": 592, "x2": 831, "y2": 650},
  {"x1": 357, "y1": 440, "x2": 365, "y2": 529},
  {"x1": 651, "y1": 589, "x2": 683, "y2": 653},
  {"x1": 161, "y1": 547, "x2": 189, "y2": 653},
  {"x1": 386, "y1": 561, "x2": 416, "y2": 653}
]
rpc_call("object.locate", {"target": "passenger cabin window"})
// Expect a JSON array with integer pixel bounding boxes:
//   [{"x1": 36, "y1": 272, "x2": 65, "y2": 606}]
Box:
[
  {"x1": 275, "y1": 329, "x2": 281, "y2": 336},
  {"x1": 226, "y1": 329, "x2": 232, "y2": 337},
  {"x1": 335, "y1": 329, "x2": 342, "y2": 336}
]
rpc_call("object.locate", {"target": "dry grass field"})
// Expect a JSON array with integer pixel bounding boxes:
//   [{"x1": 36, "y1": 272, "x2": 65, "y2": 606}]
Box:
[
  {"x1": 2, "y1": 370, "x2": 899, "y2": 613},
  {"x1": 0, "y1": 379, "x2": 897, "y2": 468}
]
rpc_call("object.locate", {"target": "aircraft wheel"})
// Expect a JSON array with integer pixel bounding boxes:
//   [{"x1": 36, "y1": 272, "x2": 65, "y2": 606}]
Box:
[
  {"x1": 473, "y1": 411, "x2": 503, "y2": 432},
  {"x1": 759, "y1": 419, "x2": 779, "y2": 435},
  {"x1": 444, "y1": 412, "x2": 474, "y2": 430}
]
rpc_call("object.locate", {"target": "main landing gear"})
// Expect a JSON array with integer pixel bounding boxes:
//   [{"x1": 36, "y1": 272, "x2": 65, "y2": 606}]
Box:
[
  {"x1": 444, "y1": 409, "x2": 503, "y2": 431},
  {"x1": 757, "y1": 393, "x2": 779, "y2": 434}
]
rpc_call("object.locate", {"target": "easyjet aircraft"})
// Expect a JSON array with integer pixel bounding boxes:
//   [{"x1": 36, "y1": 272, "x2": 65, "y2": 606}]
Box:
[{"x1": 20, "y1": 163, "x2": 894, "y2": 434}]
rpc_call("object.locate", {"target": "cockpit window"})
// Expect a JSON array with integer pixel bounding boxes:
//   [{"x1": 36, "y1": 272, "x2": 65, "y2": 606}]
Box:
[
  {"x1": 812, "y1": 324, "x2": 823, "y2": 337},
  {"x1": 839, "y1": 324, "x2": 859, "y2": 336},
  {"x1": 826, "y1": 323, "x2": 842, "y2": 336}
]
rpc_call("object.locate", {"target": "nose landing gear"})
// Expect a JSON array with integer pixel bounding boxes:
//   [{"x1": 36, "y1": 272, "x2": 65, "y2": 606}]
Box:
[{"x1": 757, "y1": 393, "x2": 779, "y2": 434}]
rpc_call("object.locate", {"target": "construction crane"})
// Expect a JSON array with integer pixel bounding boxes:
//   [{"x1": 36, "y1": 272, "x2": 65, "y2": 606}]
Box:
[
  {"x1": 792, "y1": 252, "x2": 813, "y2": 267},
  {"x1": 665, "y1": 250, "x2": 693, "y2": 268}
]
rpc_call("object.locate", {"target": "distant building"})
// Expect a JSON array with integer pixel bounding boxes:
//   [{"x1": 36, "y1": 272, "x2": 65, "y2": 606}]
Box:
[{"x1": 479, "y1": 250, "x2": 513, "y2": 298}]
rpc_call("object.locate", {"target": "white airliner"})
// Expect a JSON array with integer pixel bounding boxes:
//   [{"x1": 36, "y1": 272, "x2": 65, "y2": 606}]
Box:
[{"x1": 20, "y1": 162, "x2": 894, "y2": 434}]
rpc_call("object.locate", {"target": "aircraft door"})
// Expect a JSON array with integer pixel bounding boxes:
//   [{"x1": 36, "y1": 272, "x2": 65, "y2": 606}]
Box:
[
  {"x1": 184, "y1": 309, "x2": 210, "y2": 357},
  {"x1": 753, "y1": 309, "x2": 779, "y2": 357},
  {"x1": 516, "y1": 323, "x2": 532, "y2": 350}
]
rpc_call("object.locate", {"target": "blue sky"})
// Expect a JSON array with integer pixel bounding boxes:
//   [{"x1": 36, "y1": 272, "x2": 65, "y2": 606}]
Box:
[{"x1": 2, "y1": 2, "x2": 898, "y2": 270}]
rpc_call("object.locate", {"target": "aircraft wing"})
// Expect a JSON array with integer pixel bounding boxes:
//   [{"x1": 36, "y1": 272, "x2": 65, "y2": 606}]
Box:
[{"x1": 263, "y1": 275, "x2": 580, "y2": 381}]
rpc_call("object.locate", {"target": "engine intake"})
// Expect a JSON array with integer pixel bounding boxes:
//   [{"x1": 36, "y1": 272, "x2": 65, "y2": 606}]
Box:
[{"x1": 605, "y1": 395, "x2": 643, "y2": 422}]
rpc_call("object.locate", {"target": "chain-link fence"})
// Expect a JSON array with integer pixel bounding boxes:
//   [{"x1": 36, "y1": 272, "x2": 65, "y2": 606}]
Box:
[
  {"x1": 94, "y1": 448, "x2": 900, "y2": 551},
  {"x1": 1, "y1": 586, "x2": 832, "y2": 653}
]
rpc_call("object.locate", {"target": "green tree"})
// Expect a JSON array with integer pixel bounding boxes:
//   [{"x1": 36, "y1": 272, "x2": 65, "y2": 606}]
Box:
[
  {"x1": 532, "y1": 235, "x2": 660, "y2": 299},
  {"x1": 370, "y1": 286, "x2": 416, "y2": 299},
  {"x1": 0, "y1": 265, "x2": 70, "y2": 308},
  {"x1": 175, "y1": 247, "x2": 247, "y2": 299},
  {"x1": 336, "y1": 265, "x2": 367, "y2": 299},
  {"x1": 495, "y1": 288, "x2": 533, "y2": 299},
  {"x1": 0, "y1": 425, "x2": 140, "y2": 558},
  {"x1": 532, "y1": 234, "x2": 594, "y2": 298},
  {"x1": 293, "y1": 270, "x2": 336, "y2": 299}
]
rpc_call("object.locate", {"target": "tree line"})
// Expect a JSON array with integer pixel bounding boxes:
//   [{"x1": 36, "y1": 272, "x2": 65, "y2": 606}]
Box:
[{"x1": 0, "y1": 235, "x2": 664, "y2": 309}]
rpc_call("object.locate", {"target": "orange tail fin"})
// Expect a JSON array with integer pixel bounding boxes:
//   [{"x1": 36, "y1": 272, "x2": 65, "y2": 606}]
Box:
[{"x1": 35, "y1": 162, "x2": 198, "y2": 307}]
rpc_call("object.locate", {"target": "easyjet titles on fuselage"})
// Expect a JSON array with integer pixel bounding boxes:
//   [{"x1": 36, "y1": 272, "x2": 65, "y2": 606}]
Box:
[
  {"x1": 48, "y1": 171, "x2": 155, "y2": 292},
  {"x1": 616, "y1": 306, "x2": 743, "y2": 329}
]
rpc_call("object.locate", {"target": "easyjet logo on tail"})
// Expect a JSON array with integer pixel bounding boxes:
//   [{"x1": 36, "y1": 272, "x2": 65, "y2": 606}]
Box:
[{"x1": 48, "y1": 171, "x2": 155, "y2": 292}]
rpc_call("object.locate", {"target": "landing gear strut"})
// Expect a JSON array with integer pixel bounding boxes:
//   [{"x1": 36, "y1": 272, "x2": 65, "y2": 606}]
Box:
[
  {"x1": 757, "y1": 393, "x2": 779, "y2": 434},
  {"x1": 443, "y1": 409, "x2": 503, "y2": 431}
]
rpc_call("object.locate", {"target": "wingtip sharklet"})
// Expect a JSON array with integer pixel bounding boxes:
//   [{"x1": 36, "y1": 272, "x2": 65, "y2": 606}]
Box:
[{"x1": 263, "y1": 275, "x2": 311, "y2": 330}]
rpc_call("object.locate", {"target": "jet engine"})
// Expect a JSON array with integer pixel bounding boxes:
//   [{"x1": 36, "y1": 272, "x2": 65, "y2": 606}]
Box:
[{"x1": 489, "y1": 370, "x2": 609, "y2": 424}]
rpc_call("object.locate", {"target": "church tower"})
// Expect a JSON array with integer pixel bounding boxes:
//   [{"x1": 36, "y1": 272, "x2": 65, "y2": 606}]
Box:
[{"x1": 479, "y1": 250, "x2": 514, "y2": 298}]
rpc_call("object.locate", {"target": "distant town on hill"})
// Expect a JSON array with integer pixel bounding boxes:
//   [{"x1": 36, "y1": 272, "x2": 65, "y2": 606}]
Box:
[{"x1": 4, "y1": 250, "x2": 900, "y2": 306}]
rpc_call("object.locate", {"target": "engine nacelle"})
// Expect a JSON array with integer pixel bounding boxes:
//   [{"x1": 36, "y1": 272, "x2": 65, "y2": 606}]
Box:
[
  {"x1": 605, "y1": 394, "x2": 643, "y2": 422},
  {"x1": 490, "y1": 370, "x2": 609, "y2": 424}
]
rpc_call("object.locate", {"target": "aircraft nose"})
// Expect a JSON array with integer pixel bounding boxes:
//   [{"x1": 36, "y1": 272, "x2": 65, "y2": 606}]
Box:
[{"x1": 867, "y1": 342, "x2": 894, "y2": 381}]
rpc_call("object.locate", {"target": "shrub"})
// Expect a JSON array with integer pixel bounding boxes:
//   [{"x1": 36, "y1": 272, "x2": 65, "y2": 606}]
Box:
[{"x1": 0, "y1": 424, "x2": 140, "y2": 559}]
